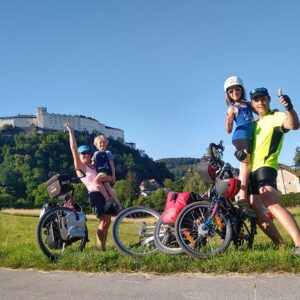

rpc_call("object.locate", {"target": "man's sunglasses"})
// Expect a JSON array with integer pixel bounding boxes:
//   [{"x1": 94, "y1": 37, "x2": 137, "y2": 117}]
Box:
[
  {"x1": 251, "y1": 96, "x2": 269, "y2": 102},
  {"x1": 227, "y1": 87, "x2": 242, "y2": 94}
]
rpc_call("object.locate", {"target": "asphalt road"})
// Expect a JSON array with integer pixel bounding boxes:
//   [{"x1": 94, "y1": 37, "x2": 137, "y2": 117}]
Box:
[{"x1": 0, "y1": 268, "x2": 299, "y2": 300}]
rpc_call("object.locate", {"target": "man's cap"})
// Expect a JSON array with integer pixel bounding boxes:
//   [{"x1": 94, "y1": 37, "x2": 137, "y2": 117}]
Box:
[{"x1": 249, "y1": 87, "x2": 269, "y2": 100}]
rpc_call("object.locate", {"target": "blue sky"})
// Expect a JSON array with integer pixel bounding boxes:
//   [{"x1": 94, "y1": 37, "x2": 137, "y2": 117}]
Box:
[{"x1": 1, "y1": 1, "x2": 299, "y2": 168}]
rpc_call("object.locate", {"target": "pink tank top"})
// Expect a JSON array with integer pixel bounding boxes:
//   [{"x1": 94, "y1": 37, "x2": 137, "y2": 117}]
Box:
[{"x1": 80, "y1": 165, "x2": 99, "y2": 193}]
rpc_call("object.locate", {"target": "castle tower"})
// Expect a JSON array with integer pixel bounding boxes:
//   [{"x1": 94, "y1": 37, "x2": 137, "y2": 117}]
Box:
[{"x1": 36, "y1": 107, "x2": 47, "y2": 128}]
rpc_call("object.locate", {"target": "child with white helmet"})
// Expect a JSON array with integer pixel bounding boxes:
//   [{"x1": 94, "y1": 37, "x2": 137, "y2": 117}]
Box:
[{"x1": 224, "y1": 76, "x2": 254, "y2": 204}]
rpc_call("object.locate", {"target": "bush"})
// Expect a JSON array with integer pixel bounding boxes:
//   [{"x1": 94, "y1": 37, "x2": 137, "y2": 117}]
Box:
[
  {"x1": 0, "y1": 193, "x2": 16, "y2": 209},
  {"x1": 278, "y1": 192, "x2": 300, "y2": 207},
  {"x1": 15, "y1": 198, "x2": 31, "y2": 209}
]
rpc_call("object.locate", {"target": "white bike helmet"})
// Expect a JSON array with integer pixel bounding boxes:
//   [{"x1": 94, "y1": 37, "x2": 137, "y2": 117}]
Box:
[
  {"x1": 215, "y1": 178, "x2": 241, "y2": 199},
  {"x1": 224, "y1": 76, "x2": 244, "y2": 92}
]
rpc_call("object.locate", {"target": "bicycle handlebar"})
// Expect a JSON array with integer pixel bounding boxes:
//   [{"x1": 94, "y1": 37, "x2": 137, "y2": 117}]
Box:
[
  {"x1": 205, "y1": 141, "x2": 225, "y2": 179},
  {"x1": 208, "y1": 141, "x2": 224, "y2": 164}
]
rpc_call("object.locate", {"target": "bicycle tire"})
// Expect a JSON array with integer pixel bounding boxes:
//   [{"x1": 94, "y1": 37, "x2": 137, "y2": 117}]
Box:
[
  {"x1": 153, "y1": 216, "x2": 183, "y2": 255},
  {"x1": 37, "y1": 207, "x2": 88, "y2": 260},
  {"x1": 175, "y1": 201, "x2": 232, "y2": 259},
  {"x1": 233, "y1": 213, "x2": 257, "y2": 249},
  {"x1": 111, "y1": 206, "x2": 160, "y2": 256}
]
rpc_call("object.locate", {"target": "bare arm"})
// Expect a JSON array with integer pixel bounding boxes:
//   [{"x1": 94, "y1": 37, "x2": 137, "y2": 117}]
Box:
[
  {"x1": 225, "y1": 107, "x2": 235, "y2": 134},
  {"x1": 282, "y1": 109, "x2": 300, "y2": 130},
  {"x1": 63, "y1": 123, "x2": 85, "y2": 171}
]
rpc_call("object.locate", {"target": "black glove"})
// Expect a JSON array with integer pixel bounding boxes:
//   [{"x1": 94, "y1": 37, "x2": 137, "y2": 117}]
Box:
[
  {"x1": 282, "y1": 95, "x2": 293, "y2": 111},
  {"x1": 234, "y1": 150, "x2": 248, "y2": 163}
]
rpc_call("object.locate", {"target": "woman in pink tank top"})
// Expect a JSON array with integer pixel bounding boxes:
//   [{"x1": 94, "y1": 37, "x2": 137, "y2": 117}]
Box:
[{"x1": 64, "y1": 122, "x2": 114, "y2": 251}]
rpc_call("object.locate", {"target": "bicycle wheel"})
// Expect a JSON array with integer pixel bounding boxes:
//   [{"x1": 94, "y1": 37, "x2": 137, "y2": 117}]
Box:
[
  {"x1": 153, "y1": 216, "x2": 183, "y2": 255},
  {"x1": 37, "y1": 207, "x2": 88, "y2": 260},
  {"x1": 232, "y1": 212, "x2": 257, "y2": 249},
  {"x1": 175, "y1": 201, "x2": 232, "y2": 259},
  {"x1": 112, "y1": 206, "x2": 160, "y2": 256}
]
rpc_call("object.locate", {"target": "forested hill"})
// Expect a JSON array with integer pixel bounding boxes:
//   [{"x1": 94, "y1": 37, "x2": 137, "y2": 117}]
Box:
[
  {"x1": 0, "y1": 127, "x2": 173, "y2": 208},
  {"x1": 156, "y1": 157, "x2": 200, "y2": 178}
]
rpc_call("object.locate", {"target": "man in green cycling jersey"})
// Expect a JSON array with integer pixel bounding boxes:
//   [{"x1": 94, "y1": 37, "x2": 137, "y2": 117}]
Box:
[{"x1": 248, "y1": 87, "x2": 300, "y2": 255}]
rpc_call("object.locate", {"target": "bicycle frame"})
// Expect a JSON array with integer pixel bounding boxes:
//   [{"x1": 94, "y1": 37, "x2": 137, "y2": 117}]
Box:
[
  {"x1": 176, "y1": 141, "x2": 256, "y2": 257},
  {"x1": 208, "y1": 197, "x2": 255, "y2": 244}
]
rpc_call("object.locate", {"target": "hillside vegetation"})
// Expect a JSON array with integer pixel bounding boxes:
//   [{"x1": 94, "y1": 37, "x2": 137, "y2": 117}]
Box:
[
  {"x1": 1, "y1": 126, "x2": 300, "y2": 212},
  {"x1": 0, "y1": 127, "x2": 173, "y2": 209},
  {"x1": 157, "y1": 157, "x2": 200, "y2": 178}
]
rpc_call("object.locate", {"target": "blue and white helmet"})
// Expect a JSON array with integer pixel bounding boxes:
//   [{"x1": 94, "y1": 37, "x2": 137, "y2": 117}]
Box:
[{"x1": 224, "y1": 76, "x2": 244, "y2": 92}]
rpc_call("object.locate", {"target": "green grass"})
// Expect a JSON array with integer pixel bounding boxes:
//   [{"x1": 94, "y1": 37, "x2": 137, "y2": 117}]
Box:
[{"x1": 0, "y1": 209, "x2": 299, "y2": 274}]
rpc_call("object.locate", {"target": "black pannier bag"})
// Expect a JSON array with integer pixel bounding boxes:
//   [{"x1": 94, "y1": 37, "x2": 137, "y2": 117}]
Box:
[{"x1": 46, "y1": 174, "x2": 73, "y2": 198}]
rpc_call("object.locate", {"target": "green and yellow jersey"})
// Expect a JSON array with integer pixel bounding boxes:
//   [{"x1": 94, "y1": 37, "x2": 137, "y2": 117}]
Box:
[{"x1": 251, "y1": 110, "x2": 287, "y2": 172}]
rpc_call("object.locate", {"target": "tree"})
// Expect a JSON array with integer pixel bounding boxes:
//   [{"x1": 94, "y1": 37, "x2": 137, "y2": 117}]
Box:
[
  {"x1": 0, "y1": 124, "x2": 14, "y2": 132},
  {"x1": 148, "y1": 188, "x2": 167, "y2": 212},
  {"x1": 167, "y1": 178, "x2": 185, "y2": 192},
  {"x1": 0, "y1": 193, "x2": 16, "y2": 208},
  {"x1": 0, "y1": 159, "x2": 26, "y2": 199},
  {"x1": 294, "y1": 147, "x2": 300, "y2": 165},
  {"x1": 124, "y1": 153, "x2": 135, "y2": 171},
  {"x1": 114, "y1": 180, "x2": 127, "y2": 206},
  {"x1": 74, "y1": 183, "x2": 92, "y2": 213},
  {"x1": 163, "y1": 178, "x2": 173, "y2": 189},
  {"x1": 183, "y1": 171, "x2": 208, "y2": 194},
  {"x1": 124, "y1": 171, "x2": 140, "y2": 207},
  {"x1": 33, "y1": 183, "x2": 50, "y2": 208},
  {"x1": 132, "y1": 188, "x2": 167, "y2": 212}
]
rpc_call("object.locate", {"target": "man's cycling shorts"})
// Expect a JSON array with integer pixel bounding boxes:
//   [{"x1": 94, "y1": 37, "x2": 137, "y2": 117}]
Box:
[{"x1": 248, "y1": 167, "x2": 277, "y2": 195}]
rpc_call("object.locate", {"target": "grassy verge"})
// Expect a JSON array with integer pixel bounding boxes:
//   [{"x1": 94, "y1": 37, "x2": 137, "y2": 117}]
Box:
[{"x1": 0, "y1": 208, "x2": 299, "y2": 274}]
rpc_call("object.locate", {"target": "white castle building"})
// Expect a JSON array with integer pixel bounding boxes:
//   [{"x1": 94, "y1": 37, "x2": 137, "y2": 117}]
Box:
[{"x1": 0, "y1": 107, "x2": 125, "y2": 142}]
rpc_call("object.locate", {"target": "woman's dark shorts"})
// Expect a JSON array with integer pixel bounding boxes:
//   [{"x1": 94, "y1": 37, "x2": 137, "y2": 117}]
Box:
[
  {"x1": 89, "y1": 192, "x2": 116, "y2": 217},
  {"x1": 248, "y1": 167, "x2": 278, "y2": 195},
  {"x1": 232, "y1": 139, "x2": 252, "y2": 153}
]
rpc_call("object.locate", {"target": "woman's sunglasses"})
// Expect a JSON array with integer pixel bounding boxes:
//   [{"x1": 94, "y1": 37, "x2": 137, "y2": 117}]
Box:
[
  {"x1": 228, "y1": 87, "x2": 242, "y2": 94},
  {"x1": 80, "y1": 151, "x2": 91, "y2": 156}
]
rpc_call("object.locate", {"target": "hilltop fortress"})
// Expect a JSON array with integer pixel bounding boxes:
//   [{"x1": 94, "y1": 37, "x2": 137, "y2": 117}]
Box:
[{"x1": 0, "y1": 107, "x2": 128, "y2": 143}]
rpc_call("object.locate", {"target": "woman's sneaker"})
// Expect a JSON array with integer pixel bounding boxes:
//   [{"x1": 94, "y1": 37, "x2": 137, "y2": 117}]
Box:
[{"x1": 294, "y1": 247, "x2": 300, "y2": 255}]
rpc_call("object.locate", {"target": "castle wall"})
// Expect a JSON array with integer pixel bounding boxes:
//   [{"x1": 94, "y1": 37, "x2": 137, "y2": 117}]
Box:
[
  {"x1": 0, "y1": 117, "x2": 36, "y2": 128},
  {"x1": 104, "y1": 126, "x2": 124, "y2": 141},
  {"x1": 36, "y1": 108, "x2": 124, "y2": 139},
  {"x1": 0, "y1": 107, "x2": 125, "y2": 142}
]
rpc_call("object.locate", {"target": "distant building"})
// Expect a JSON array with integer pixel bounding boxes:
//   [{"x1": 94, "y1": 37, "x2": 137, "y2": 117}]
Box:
[
  {"x1": 0, "y1": 107, "x2": 134, "y2": 144},
  {"x1": 140, "y1": 179, "x2": 161, "y2": 196},
  {"x1": 292, "y1": 163, "x2": 300, "y2": 172},
  {"x1": 277, "y1": 164, "x2": 300, "y2": 194}
]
